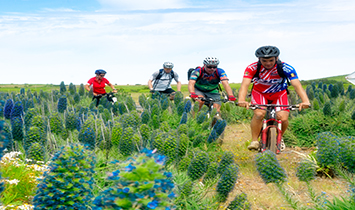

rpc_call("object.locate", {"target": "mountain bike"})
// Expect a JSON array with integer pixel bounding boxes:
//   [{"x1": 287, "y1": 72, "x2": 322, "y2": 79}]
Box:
[
  {"x1": 197, "y1": 97, "x2": 228, "y2": 128},
  {"x1": 238, "y1": 103, "x2": 301, "y2": 154},
  {"x1": 93, "y1": 91, "x2": 117, "y2": 107}
]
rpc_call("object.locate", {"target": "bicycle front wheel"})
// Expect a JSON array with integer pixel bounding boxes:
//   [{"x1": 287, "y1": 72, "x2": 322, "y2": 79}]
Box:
[{"x1": 267, "y1": 127, "x2": 277, "y2": 154}]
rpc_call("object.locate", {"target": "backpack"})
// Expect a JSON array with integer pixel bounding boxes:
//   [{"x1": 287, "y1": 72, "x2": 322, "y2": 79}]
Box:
[
  {"x1": 188, "y1": 67, "x2": 222, "y2": 92},
  {"x1": 251, "y1": 59, "x2": 291, "y2": 94},
  {"x1": 153, "y1": 69, "x2": 175, "y2": 90}
]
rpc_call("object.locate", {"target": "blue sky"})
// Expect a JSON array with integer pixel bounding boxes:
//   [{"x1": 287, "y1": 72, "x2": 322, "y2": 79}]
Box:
[{"x1": 0, "y1": 0, "x2": 354, "y2": 85}]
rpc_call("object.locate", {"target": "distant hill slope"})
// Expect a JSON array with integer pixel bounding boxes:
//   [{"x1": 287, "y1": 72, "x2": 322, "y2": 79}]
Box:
[{"x1": 301, "y1": 74, "x2": 350, "y2": 85}]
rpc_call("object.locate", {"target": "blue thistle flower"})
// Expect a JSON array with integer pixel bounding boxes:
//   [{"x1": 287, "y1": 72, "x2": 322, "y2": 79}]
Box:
[
  {"x1": 255, "y1": 150, "x2": 287, "y2": 184},
  {"x1": 184, "y1": 100, "x2": 192, "y2": 113},
  {"x1": 187, "y1": 151, "x2": 209, "y2": 180},
  {"x1": 216, "y1": 163, "x2": 239, "y2": 201},
  {"x1": 227, "y1": 192, "x2": 251, "y2": 210},
  {"x1": 11, "y1": 116, "x2": 24, "y2": 141},
  {"x1": 179, "y1": 112, "x2": 188, "y2": 124},
  {"x1": 57, "y1": 95, "x2": 67, "y2": 113},
  {"x1": 10, "y1": 101, "x2": 24, "y2": 119},
  {"x1": 296, "y1": 159, "x2": 316, "y2": 182}
]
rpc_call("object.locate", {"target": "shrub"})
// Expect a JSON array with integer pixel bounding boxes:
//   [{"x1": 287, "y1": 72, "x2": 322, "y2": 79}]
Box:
[
  {"x1": 216, "y1": 163, "x2": 239, "y2": 201},
  {"x1": 59, "y1": 81, "x2": 66, "y2": 93},
  {"x1": 316, "y1": 132, "x2": 339, "y2": 168},
  {"x1": 255, "y1": 150, "x2": 287, "y2": 184},
  {"x1": 296, "y1": 159, "x2": 316, "y2": 182},
  {"x1": 57, "y1": 95, "x2": 67, "y2": 113},
  {"x1": 10, "y1": 101, "x2": 24, "y2": 119},
  {"x1": 11, "y1": 116, "x2": 24, "y2": 142},
  {"x1": 218, "y1": 151, "x2": 235, "y2": 175},
  {"x1": 187, "y1": 151, "x2": 209, "y2": 180},
  {"x1": 93, "y1": 149, "x2": 176, "y2": 210},
  {"x1": 49, "y1": 112, "x2": 64, "y2": 135},
  {"x1": 65, "y1": 111, "x2": 77, "y2": 131},
  {"x1": 3, "y1": 99, "x2": 14, "y2": 119},
  {"x1": 33, "y1": 144, "x2": 96, "y2": 209},
  {"x1": 27, "y1": 142, "x2": 45, "y2": 162},
  {"x1": 323, "y1": 101, "x2": 332, "y2": 116},
  {"x1": 79, "y1": 84, "x2": 85, "y2": 96},
  {"x1": 24, "y1": 126, "x2": 42, "y2": 151},
  {"x1": 227, "y1": 192, "x2": 251, "y2": 210},
  {"x1": 119, "y1": 127, "x2": 135, "y2": 156}
]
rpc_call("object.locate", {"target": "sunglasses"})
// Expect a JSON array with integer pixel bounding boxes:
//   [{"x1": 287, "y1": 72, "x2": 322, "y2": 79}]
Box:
[
  {"x1": 98, "y1": 74, "x2": 105, "y2": 77},
  {"x1": 206, "y1": 66, "x2": 217, "y2": 69}
]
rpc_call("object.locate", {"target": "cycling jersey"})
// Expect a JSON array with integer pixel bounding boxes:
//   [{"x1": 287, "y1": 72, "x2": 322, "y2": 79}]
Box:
[
  {"x1": 243, "y1": 61, "x2": 298, "y2": 94},
  {"x1": 190, "y1": 67, "x2": 228, "y2": 93},
  {"x1": 87, "y1": 77, "x2": 110, "y2": 94},
  {"x1": 150, "y1": 70, "x2": 179, "y2": 91}
]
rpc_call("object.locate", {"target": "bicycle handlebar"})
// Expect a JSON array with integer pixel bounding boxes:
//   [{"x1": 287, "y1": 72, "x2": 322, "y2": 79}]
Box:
[
  {"x1": 235, "y1": 102, "x2": 311, "y2": 110},
  {"x1": 197, "y1": 97, "x2": 229, "y2": 103}
]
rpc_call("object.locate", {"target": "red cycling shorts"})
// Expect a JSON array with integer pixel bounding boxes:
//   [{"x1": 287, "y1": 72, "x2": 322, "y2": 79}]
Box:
[{"x1": 251, "y1": 89, "x2": 289, "y2": 112}]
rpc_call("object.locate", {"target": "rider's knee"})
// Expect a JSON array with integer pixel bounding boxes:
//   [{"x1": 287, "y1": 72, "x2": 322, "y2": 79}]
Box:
[{"x1": 253, "y1": 112, "x2": 265, "y2": 120}]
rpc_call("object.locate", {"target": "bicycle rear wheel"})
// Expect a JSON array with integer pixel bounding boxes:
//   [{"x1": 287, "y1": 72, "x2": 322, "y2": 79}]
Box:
[{"x1": 267, "y1": 127, "x2": 277, "y2": 154}]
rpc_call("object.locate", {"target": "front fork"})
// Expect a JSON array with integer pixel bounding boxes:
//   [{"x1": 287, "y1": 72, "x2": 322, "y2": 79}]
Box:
[{"x1": 260, "y1": 119, "x2": 282, "y2": 153}]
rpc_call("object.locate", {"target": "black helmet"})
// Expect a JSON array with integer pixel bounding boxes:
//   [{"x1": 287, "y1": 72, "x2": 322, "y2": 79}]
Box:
[
  {"x1": 255, "y1": 46, "x2": 280, "y2": 58},
  {"x1": 95, "y1": 69, "x2": 107, "y2": 75}
]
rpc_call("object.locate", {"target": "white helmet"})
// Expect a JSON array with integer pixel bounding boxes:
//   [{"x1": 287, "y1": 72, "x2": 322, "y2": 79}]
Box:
[
  {"x1": 203, "y1": 57, "x2": 220, "y2": 66},
  {"x1": 163, "y1": 62, "x2": 174, "y2": 69}
]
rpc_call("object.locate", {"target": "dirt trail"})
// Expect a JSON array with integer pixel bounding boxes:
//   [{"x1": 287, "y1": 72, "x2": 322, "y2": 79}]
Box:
[{"x1": 219, "y1": 123, "x2": 348, "y2": 210}]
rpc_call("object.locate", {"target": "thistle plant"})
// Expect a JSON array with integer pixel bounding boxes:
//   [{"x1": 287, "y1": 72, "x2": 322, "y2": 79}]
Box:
[
  {"x1": 176, "y1": 102, "x2": 185, "y2": 116},
  {"x1": 184, "y1": 100, "x2": 192, "y2": 113},
  {"x1": 24, "y1": 108, "x2": 37, "y2": 130},
  {"x1": 65, "y1": 111, "x2": 77, "y2": 131},
  {"x1": 78, "y1": 126, "x2": 96, "y2": 150},
  {"x1": 59, "y1": 81, "x2": 66, "y2": 93},
  {"x1": 24, "y1": 126, "x2": 42, "y2": 151},
  {"x1": 187, "y1": 151, "x2": 209, "y2": 180},
  {"x1": 10, "y1": 101, "x2": 24, "y2": 119},
  {"x1": 218, "y1": 151, "x2": 235, "y2": 175},
  {"x1": 203, "y1": 161, "x2": 219, "y2": 183},
  {"x1": 139, "y1": 124, "x2": 150, "y2": 148},
  {"x1": 227, "y1": 192, "x2": 251, "y2": 210},
  {"x1": 73, "y1": 93, "x2": 80, "y2": 104},
  {"x1": 316, "y1": 132, "x2": 339, "y2": 168},
  {"x1": 179, "y1": 180, "x2": 194, "y2": 197},
  {"x1": 2, "y1": 122, "x2": 14, "y2": 151},
  {"x1": 178, "y1": 156, "x2": 191, "y2": 172},
  {"x1": 57, "y1": 95, "x2": 67, "y2": 113},
  {"x1": 3, "y1": 98, "x2": 14, "y2": 119},
  {"x1": 119, "y1": 127, "x2": 135, "y2": 156},
  {"x1": 141, "y1": 110, "x2": 150, "y2": 124},
  {"x1": 192, "y1": 134, "x2": 205, "y2": 147},
  {"x1": 11, "y1": 116, "x2": 24, "y2": 142},
  {"x1": 27, "y1": 142, "x2": 45, "y2": 162},
  {"x1": 179, "y1": 112, "x2": 188, "y2": 124},
  {"x1": 177, "y1": 124, "x2": 188, "y2": 136},
  {"x1": 93, "y1": 149, "x2": 176, "y2": 210},
  {"x1": 33, "y1": 144, "x2": 96, "y2": 210},
  {"x1": 164, "y1": 134, "x2": 178, "y2": 164},
  {"x1": 111, "y1": 122, "x2": 123, "y2": 146},
  {"x1": 152, "y1": 132, "x2": 166, "y2": 153},
  {"x1": 31, "y1": 115, "x2": 47, "y2": 143},
  {"x1": 68, "y1": 82, "x2": 76, "y2": 95},
  {"x1": 196, "y1": 112, "x2": 206, "y2": 124},
  {"x1": 0, "y1": 120, "x2": 9, "y2": 196},
  {"x1": 49, "y1": 112, "x2": 64, "y2": 135},
  {"x1": 207, "y1": 129, "x2": 218, "y2": 143},
  {"x1": 255, "y1": 150, "x2": 287, "y2": 184},
  {"x1": 338, "y1": 137, "x2": 355, "y2": 173},
  {"x1": 161, "y1": 97, "x2": 169, "y2": 110},
  {"x1": 216, "y1": 163, "x2": 239, "y2": 201},
  {"x1": 176, "y1": 134, "x2": 189, "y2": 162}
]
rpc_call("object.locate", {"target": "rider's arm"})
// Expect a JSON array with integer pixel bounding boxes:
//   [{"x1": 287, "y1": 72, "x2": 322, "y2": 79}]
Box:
[
  {"x1": 188, "y1": 79, "x2": 196, "y2": 93},
  {"x1": 148, "y1": 80, "x2": 153, "y2": 90},
  {"x1": 107, "y1": 83, "x2": 117, "y2": 92},
  {"x1": 290, "y1": 79, "x2": 310, "y2": 111},
  {"x1": 221, "y1": 80, "x2": 234, "y2": 96},
  {"x1": 237, "y1": 78, "x2": 252, "y2": 108},
  {"x1": 177, "y1": 81, "x2": 182, "y2": 92},
  {"x1": 85, "y1": 84, "x2": 90, "y2": 92}
]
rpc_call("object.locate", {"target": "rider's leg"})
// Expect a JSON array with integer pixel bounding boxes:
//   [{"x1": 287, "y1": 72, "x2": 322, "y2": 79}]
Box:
[
  {"x1": 276, "y1": 110, "x2": 289, "y2": 136},
  {"x1": 251, "y1": 109, "x2": 266, "y2": 142},
  {"x1": 213, "y1": 103, "x2": 221, "y2": 113}
]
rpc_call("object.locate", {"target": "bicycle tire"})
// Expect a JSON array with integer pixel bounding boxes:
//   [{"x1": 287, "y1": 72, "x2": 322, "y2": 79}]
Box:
[{"x1": 268, "y1": 127, "x2": 277, "y2": 154}]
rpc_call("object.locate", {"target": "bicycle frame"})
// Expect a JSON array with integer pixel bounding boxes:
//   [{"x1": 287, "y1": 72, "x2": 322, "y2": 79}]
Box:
[{"x1": 249, "y1": 103, "x2": 299, "y2": 154}]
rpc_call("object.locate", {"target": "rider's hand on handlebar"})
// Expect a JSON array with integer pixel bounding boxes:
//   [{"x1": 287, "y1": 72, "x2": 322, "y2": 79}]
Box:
[
  {"x1": 112, "y1": 89, "x2": 118, "y2": 93},
  {"x1": 190, "y1": 92, "x2": 198, "y2": 99},
  {"x1": 298, "y1": 102, "x2": 311, "y2": 111},
  {"x1": 237, "y1": 101, "x2": 249, "y2": 109},
  {"x1": 150, "y1": 90, "x2": 156, "y2": 94},
  {"x1": 228, "y1": 95, "x2": 236, "y2": 101}
]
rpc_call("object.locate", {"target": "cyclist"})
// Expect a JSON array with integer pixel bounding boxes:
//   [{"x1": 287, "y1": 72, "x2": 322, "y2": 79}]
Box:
[
  {"x1": 148, "y1": 61, "x2": 181, "y2": 100},
  {"x1": 188, "y1": 57, "x2": 236, "y2": 114},
  {"x1": 237, "y1": 46, "x2": 310, "y2": 150},
  {"x1": 85, "y1": 69, "x2": 117, "y2": 106}
]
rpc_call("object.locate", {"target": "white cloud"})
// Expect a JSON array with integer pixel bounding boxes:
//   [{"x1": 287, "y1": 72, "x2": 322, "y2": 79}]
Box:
[
  {"x1": 97, "y1": 0, "x2": 187, "y2": 11},
  {"x1": 0, "y1": 0, "x2": 355, "y2": 85}
]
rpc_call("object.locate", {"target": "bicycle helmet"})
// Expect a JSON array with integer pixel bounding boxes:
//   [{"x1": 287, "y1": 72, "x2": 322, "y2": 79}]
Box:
[
  {"x1": 203, "y1": 57, "x2": 220, "y2": 66},
  {"x1": 255, "y1": 46, "x2": 280, "y2": 58},
  {"x1": 163, "y1": 62, "x2": 174, "y2": 69},
  {"x1": 95, "y1": 69, "x2": 107, "y2": 75}
]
